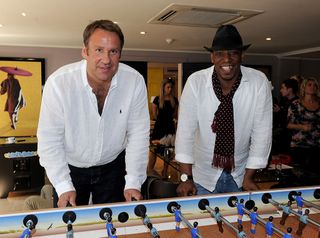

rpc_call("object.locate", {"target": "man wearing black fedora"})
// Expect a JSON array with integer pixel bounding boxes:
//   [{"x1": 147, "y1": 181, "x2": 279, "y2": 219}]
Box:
[{"x1": 175, "y1": 25, "x2": 272, "y2": 196}]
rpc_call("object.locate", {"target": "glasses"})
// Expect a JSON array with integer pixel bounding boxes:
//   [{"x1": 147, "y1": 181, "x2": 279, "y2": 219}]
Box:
[{"x1": 213, "y1": 50, "x2": 241, "y2": 58}]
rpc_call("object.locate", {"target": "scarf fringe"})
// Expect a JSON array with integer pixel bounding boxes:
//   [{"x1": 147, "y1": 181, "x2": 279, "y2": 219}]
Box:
[{"x1": 212, "y1": 154, "x2": 235, "y2": 171}]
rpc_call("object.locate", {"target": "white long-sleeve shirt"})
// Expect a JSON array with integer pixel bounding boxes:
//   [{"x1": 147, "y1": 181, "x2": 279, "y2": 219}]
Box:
[
  {"x1": 175, "y1": 65, "x2": 272, "y2": 191},
  {"x1": 37, "y1": 60, "x2": 150, "y2": 196}
]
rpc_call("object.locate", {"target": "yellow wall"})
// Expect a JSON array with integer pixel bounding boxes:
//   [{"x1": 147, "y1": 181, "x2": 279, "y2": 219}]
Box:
[{"x1": 147, "y1": 67, "x2": 163, "y2": 113}]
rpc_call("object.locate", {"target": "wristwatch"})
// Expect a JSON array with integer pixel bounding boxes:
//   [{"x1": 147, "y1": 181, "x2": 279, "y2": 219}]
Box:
[{"x1": 180, "y1": 173, "x2": 193, "y2": 182}]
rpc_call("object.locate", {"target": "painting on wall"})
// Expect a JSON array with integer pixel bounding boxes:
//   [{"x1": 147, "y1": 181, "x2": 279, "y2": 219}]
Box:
[{"x1": 0, "y1": 57, "x2": 45, "y2": 137}]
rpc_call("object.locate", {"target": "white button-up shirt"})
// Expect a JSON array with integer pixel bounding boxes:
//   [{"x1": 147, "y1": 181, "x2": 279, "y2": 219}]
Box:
[
  {"x1": 37, "y1": 60, "x2": 150, "y2": 196},
  {"x1": 175, "y1": 65, "x2": 272, "y2": 191}
]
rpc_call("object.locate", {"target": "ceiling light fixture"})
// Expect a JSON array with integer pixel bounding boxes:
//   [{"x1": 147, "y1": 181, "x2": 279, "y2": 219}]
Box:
[
  {"x1": 140, "y1": 31, "x2": 146, "y2": 35},
  {"x1": 21, "y1": 12, "x2": 27, "y2": 17},
  {"x1": 266, "y1": 37, "x2": 272, "y2": 41}
]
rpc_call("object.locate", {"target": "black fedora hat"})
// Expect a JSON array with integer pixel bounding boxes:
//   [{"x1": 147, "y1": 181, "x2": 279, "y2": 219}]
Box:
[{"x1": 204, "y1": 24, "x2": 251, "y2": 52}]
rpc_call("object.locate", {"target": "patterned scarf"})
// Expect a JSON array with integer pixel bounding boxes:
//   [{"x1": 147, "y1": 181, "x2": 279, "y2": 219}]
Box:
[{"x1": 211, "y1": 70, "x2": 242, "y2": 171}]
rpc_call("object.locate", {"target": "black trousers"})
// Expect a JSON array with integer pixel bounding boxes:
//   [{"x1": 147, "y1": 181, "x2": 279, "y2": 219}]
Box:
[{"x1": 54, "y1": 150, "x2": 126, "y2": 207}]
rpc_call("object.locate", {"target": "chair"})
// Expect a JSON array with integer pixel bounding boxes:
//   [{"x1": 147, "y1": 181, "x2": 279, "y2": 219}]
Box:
[{"x1": 143, "y1": 176, "x2": 178, "y2": 199}]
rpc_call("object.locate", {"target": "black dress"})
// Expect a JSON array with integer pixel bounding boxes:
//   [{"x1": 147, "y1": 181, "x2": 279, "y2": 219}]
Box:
[{"x1": 151, "y1": 96, "x2": 178, "y2": 140}]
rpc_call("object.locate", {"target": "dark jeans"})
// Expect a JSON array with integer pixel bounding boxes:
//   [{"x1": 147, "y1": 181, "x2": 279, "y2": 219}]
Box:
[{"x1": 54, "y1": 150, "x2": 126, "y2": 207}]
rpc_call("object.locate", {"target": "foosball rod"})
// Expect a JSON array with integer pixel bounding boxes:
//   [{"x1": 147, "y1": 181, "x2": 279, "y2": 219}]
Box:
[
  {"x1": 198, "y1": 199, "x2": 237, "y2": 233},
  {"x1": 168, "y1": 202, "x2": 203, "y2": 238},
  {"x1": 262, "y1": 193, "x2": 320, "y2": 228},
  {"x1": 244, "y1": 199, "x2": 284, "y2": 237},
  {"x1": 229, "y1": 196, "x2": 284, "y2": 236},
  {"x1": 289, "y1": 190, "x2": 320, "y2": 211}
]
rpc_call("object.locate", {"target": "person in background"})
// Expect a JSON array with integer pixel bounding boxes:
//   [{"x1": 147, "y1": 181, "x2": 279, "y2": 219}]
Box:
[
  {"x1": 273, "y1": 78, "x2": 299, "y2": 154},
  {"x1": 0, "y1": 73, "x2": 26, "y2": 129},
  {"x1": 175, "y1": 24, "x2": 272, "y2": 197},
  {"x1": 37, "y1": 19, "x2": 150, "y2": 207},
  {"x1": 148, "y1": 78, "x2": 178, "y2": 177},
  {"x1": 287, "y1": 77, "x2": 320, "y2": 173},
  {"x1": 23, "y1": 184, "x2": 53, "y2": 210}
]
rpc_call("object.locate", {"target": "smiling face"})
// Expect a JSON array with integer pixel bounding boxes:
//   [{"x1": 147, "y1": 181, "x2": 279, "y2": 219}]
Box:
[
  {"x1": 82, "y1": 29, "x2": 121, "y2": 84},
  {"x1": 211, "y1": 49, "x2": 243, "y2": 82}
]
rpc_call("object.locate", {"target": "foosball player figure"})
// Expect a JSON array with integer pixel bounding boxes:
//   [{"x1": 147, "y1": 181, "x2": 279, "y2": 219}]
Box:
[
  {"x1": 20, "y1": 215, "x2": 37, "y2": 238},
  {"x1": 175, "y1": 204, "x2": 182, "y2": 231},
  {"x1": 106, "y1": 216, "x2": 114, "y2": 237},
  {"x1": 283, "y1": 227, "x2": 292, "y2": 238},
  {"x1": 20, "y1": 221, "x2": 36, "y2": 238},
  {"x1": 237, "y1": 198, "x2": 245, "y2": 224},
  {"x1": 296, "y1": 208, "x2": 310, "y2": 236},
  {"x1": 147, "y1": 222, "x2": 160, "y2": 238},
  {"x1": 66, "y1": 221, "x2": 74, "y2": 238},
  {"x1": 295, "y1": 191, "x2": 303, "y2": 215},
  {"x1": 110, "y1": 227, "x2": 118, "y2": 238},
  {"x1": 191, "y1": 221, "x2": 199, "y2": 238},
  {"x1": 265, "y1": 216, "x2": 274, "y2": 238},
  {"x1": 279, "y1": 200, "x2": 292, "y2": 225},
  {"x1": 142, "y1": 213, "x2": 151, "y2": 226},
  {"x1": 237, "y1": 224, "x2": 247, "y2": 238},
  {"x1": 213, "y1": 207, "x2": 224, "y2": 233},
  {"x1": 249, "y1": 206, "x2": 258, "y2": 234}
]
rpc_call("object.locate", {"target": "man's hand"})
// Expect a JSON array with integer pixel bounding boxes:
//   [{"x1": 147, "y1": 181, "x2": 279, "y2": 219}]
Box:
[
  {"x1": 124, "y1": 189, "x2": 143, "y2": 201},
  {"x1": 57, "y1": 191, "x2": 76, "y2": 207},
  {"x1": 242, "y1": 168, "x2": 260, "y2": 191},
  {"x1": 176, "y1": 180, "x2": 197, "y2": 197}
]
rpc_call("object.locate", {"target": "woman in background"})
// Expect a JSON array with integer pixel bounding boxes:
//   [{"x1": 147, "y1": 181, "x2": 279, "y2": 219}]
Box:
[
  {"x1": 148, "y1": 78, "x2": 178, "y2": 177},
  {"x1": 287, "y1": 77, "x2": 320, "y2": 173}
]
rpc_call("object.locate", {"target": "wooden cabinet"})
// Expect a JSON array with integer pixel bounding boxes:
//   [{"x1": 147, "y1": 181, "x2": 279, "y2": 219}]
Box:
[{"x1": 0, "y1": 139, "x2": 44, "y2": 198}]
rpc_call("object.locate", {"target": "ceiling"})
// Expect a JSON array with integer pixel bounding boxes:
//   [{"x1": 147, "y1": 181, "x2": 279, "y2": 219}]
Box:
[{"x1": 0, "y1": 0, "x2": 319, "y2": 59}]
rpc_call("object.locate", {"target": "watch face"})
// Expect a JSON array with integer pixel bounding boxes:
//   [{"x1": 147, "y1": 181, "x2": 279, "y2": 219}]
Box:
[{"x1": 180, "y1": 173, "x2": 188, "y2": 182}]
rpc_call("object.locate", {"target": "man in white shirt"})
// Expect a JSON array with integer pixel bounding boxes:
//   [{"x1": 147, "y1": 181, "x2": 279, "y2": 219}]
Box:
[
  {"x1": 175, "y1": 25, "x2": 272, "y2": 196},
  {"x1": 37, "y1": 20, "x2": 150, "y2": 207}
]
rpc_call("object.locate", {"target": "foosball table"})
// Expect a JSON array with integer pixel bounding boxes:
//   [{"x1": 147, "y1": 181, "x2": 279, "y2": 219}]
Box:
[{"x1": 1, "y1": 185, "x2": 320, "y2": 238}]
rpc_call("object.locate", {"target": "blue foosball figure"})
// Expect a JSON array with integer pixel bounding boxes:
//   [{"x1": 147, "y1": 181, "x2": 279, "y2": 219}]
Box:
[
  {"x1": 237, "y1": 199, "x2": 245, "y2": 224},
  {"x1": 265, "y1": 216, "x2": 274, "y2": 238},
  {"x1": 20, "y1": 228, "x2": 32, "y2": 238},
  {"x1": 295, "y1": 191, "x2": 303, "y2": 215},
  {"x1": 191, "y1": 221, "x2": 199, "y2": 238},
  {"x1": 174, "y1": 204, "x2": 182, "y2": 231},
  {"x1": 250, "y1": 206, "x2": 258, "y2": 234},
  {"x1": 20, "y1": 215, "x2": 37, "y2": 238},
  {"x1": 106, "y1": 216, "x2": 114, "y2": 237},
  {"x1": 283, "y1": 227, "x2": 292, "y2": 238}
]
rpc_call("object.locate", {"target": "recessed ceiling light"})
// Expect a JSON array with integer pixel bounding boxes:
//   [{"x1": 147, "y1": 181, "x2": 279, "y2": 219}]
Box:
[
  {"x1": 0, "y1": 24, "x2": 3, "y2": 27},
  {"x1": 113, "y1": 21, "x2": 118, "y2": 24},
  {"x1": 21, "y1": 12, "x2": 27, "y2": 17},
  {"x1": 140, "y1": 31, "x2": 146, "y2": 35},
  {"x1": 266, "y1": 37, "x2": 272, "y2": 41}
]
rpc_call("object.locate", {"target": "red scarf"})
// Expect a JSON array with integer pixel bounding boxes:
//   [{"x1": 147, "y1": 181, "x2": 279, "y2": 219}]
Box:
[{"x1": 211, "y1": 70, "x2": 242, "y2": 171}]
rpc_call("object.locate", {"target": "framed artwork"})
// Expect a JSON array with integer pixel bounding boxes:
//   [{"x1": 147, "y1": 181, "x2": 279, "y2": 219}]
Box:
[{"x1": 0, "y1": 57, "x2": 45, "y2": 137}]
